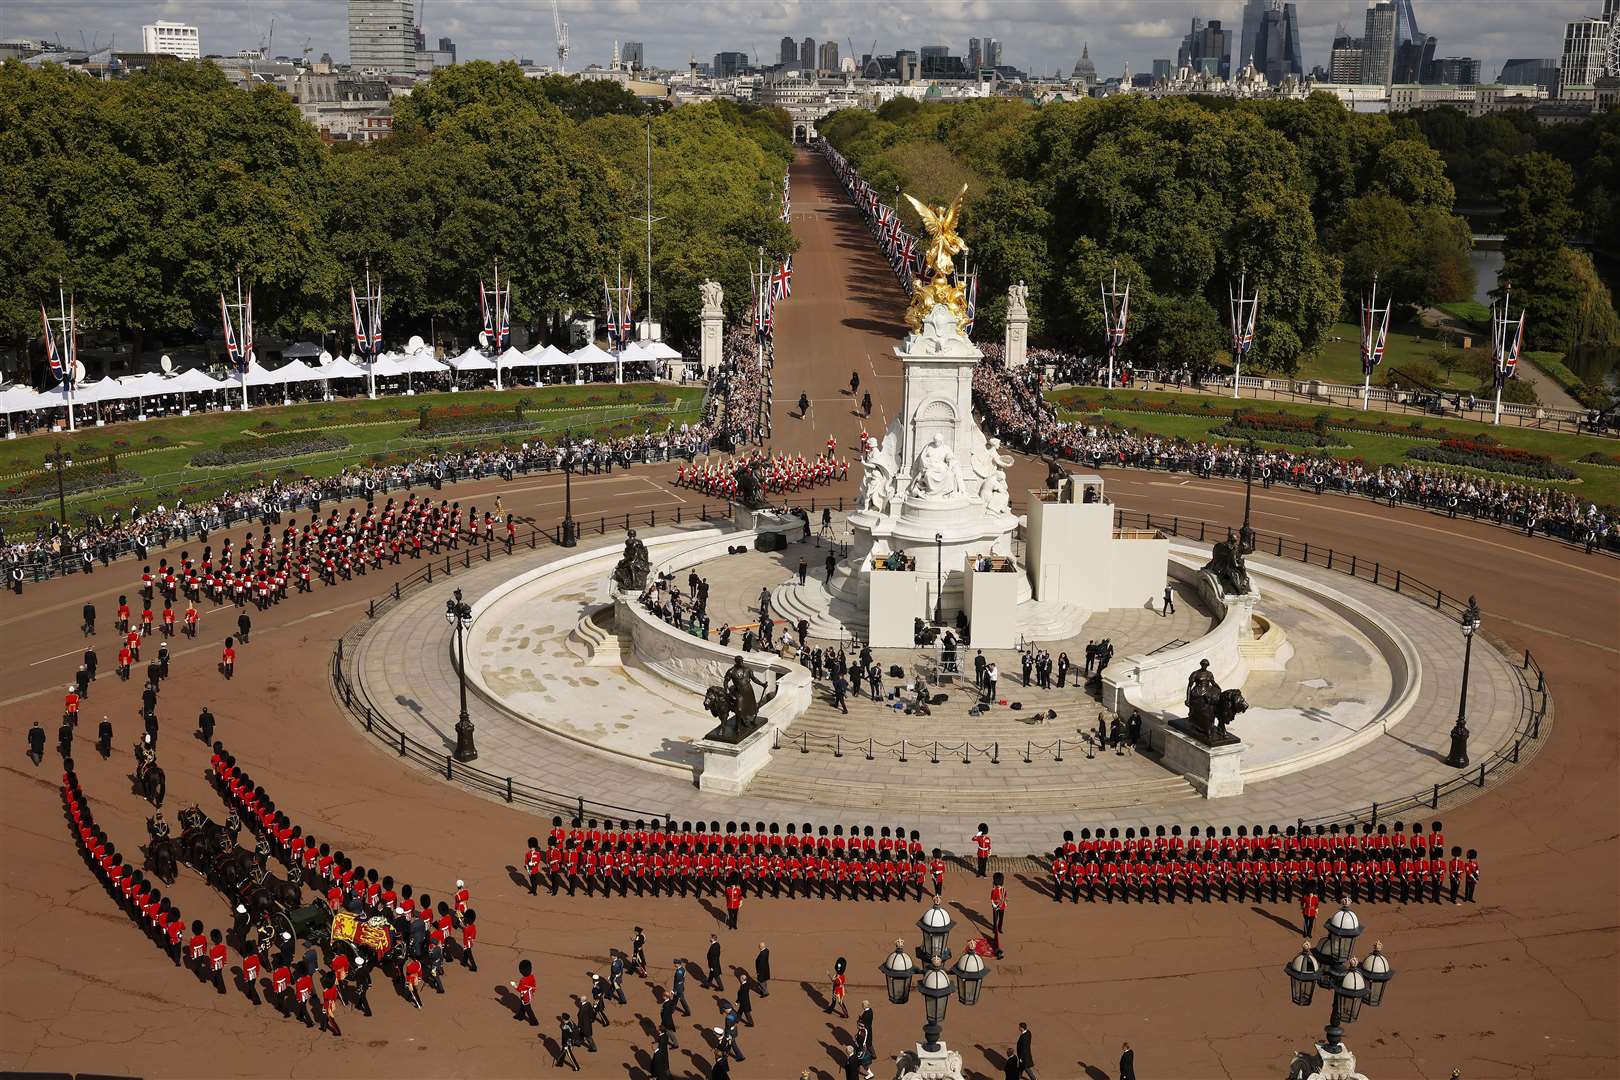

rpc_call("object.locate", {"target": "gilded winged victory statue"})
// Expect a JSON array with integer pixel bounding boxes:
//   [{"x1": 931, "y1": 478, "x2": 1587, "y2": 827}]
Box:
[{"x1": 902, "y1": 184, "x2": 970, "y2": 333}]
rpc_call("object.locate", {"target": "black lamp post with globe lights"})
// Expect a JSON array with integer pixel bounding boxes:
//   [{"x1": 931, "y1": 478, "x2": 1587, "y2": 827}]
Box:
[
  {"x1": 878, "y1": 899, "x2": 988, "y2": 1078},
  {"x1": 1445, "y1": 595, "x2": 1482, "y2": 768},
  {"x1": 1283, "y1": 900, "x2": 1395, "y2": 1078},
  {"x1": 445, "y1": 587, "x2": 477, "y2": 762}
]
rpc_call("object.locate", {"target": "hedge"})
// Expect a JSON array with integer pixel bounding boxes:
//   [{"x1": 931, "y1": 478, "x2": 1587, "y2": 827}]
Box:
[
  {"x1": 190, "y1": 430, "x2": 349, "y2": 467},
  {"x1": 0, "y1": 460, "x2": 133, "y2": 505},
  {"x1": 1405, "y1": 437, "x2": 1577, "y2": 480}
]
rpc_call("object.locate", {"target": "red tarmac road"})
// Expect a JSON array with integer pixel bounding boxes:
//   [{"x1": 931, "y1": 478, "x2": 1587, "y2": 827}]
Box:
[{"x1": 0, "y1": 150, "x2": 1616, "y2": 1079}]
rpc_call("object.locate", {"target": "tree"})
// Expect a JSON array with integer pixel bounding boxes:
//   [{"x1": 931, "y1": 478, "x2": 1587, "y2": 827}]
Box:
[{"x1": 1500, "y1": 153, "x2": 1584, "y2": 351}]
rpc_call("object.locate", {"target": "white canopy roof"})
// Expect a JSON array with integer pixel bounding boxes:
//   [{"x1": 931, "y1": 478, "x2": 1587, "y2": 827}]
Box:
[
  {"x1": 396, "y1": 351, "x2": 448, "y2": 375},
  {"x1": 527, "y1": 344, "x2": 573, "y2": 367},
  {"x1": 164, "y1": 367, "x2": 228, "y2": 393},
  {"x1": 569, "y1": 343, "x2": 618, "y2": 365},
  {"x1": 117, "y1": 372, "x2": 171, "y2": 397},
  {"x1": 447, "y1": 346, "x2": 497, "y2": 371},
  {"x1": 617, "y1": 341, "x2": 653, "y2": 362},
  {"x1": 320, "y1": 356, "x2": 368, "y2": 379},
  {"x1": 499, "y1": 345, "x2": 537, "y2": 368},
  {"x1": 0, "y1": 385, "x2": 43, "y2": 412},
  {"x1": 643, "y1": 340, "x2": 683, "y2": 359}
]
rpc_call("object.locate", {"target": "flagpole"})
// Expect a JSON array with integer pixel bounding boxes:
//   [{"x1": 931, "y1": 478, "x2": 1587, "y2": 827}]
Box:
[
  {"x1": 57, "y1": 280, "x2": 77, "y2": 432},
  {"x1": 1493, "y1": 287, "x2": 1511, "y2": 427},
  {"x1": 1361, "y1": 274, "x2": 1377, "y2": 412},
  {"x1": 365, "y1": 259, "x2": 377, "y2": 400},
  {"x1": 493, "y1": 259, "x2": 503, "y2": 391}
]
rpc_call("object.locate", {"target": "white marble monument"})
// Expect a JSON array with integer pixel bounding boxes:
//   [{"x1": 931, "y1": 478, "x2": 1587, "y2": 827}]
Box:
[
  {"x1": 1003, "y1": 281, "x2": 1029, "y2": 369},
  {"x1": 699, "y1": 279, "x2": 724, "y2": 376},
  {"x1": 833, "y1": 303, "x2": 1027, "y2": 643}
]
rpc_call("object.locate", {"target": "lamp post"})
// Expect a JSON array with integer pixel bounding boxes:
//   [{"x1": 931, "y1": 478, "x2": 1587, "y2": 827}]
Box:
[
  {"x1": 1283, "y1": 901, "x2": 1394, "y2": 1080},
  {"x1": 1239, "y1": 436, "x2": 1257, "y2": 555},
  {"x1": 933, "y1": 532, "x2": 944, "y2": 626},
  {"x1": 560, "y1": 430, "x2": 577, "y2": 548},
  {"x1": 879, "y1": 899, "x2": 990, "y2": 1080},
  {"x1": 1445, "y1": 595, "x2": 1482, "y2": 768},
  {"x1": 43, "y1": 444, "x2": 73, "y2": 529},
  {"x1": 444, "y1": 588, "x2": 477, "y2": 762}
]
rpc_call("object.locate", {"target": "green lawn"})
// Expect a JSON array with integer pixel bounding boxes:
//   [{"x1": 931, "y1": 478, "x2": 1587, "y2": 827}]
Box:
[
  {"x1": 1050, "y1": 387, "x2": 1620, "y2": 506},
  {"x1": 2, "y1": 384, "x2": 704, "y2": 535},
  {"x1": 1293, "y1": 321, "x2": 1480, "y2": 390}
]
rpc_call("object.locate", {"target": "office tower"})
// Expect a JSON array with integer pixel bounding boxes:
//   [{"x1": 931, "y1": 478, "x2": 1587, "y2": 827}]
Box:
[
  {"x1": 1392, "y1": 0, "x2": 1422, "y2": 45},
  {"x1": 895, "y1": 49, "x2": 917, "y2": 80},
  {"x1": 1330, "y1": 28, "x2": 1364, "y2": 82},
  {"x1": 1177, "y1": 18, "x2": 1204, "y2": 70},
  {"x1": 141, "y1": 21, "x2": 199, "y2": 60},
  {"x1": 1238, "y1": 0, "x2": 1267, "y2": 67},
  {"x1": 779, "y1": 36, "x2": 796, "y2": 65},
  {"x1": 985, "y1": 38, "x2": 1002, "y2": 68},
  {"x1": 1497, "y1": 57, "x2": 1561, "y2": 87},
  {"x1": 622, "y1": 41, "x2": 644, "y2": 70},
  {"x1": 1426, "y1": 57, "x2": 1480, "y2": 84},
  {"x1": 1561, "y1": 14, "x2": 1610, "y2": 85},
  {"x1": 967, "y1": 37, "x2": 981, "y2": 71},
  {"x1": 818, "y1": 40, "x2": 838, "y2": 73},
  {"x1": 348, "y1": 0, "x2": 416, "y2": 75},
  {"x1": 1253, "y1": 2, "x2": 1303, "y2": 83},
  {"x1": 1393, "y1": 35, "x2": 1435, "y2": 82},
  {"x1": 714, "y1": 51, "x2": 749, "y2": 78},
  {"x1": 1192, "y1": 18, "x2": 1232, "y2": 78},
  {"x1": 1151, "y1": 59, "x2": 1173, "y2": 80},
  {"x1": 1362, "y1": 0, "x2": 1397, "y2": 86},
  {"x1": 800, "y1": 37, "x2": 815, "y2": 71}
]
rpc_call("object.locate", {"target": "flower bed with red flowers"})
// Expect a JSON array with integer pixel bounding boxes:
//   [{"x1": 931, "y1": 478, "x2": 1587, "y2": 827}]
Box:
[{"x1": 1406, "y1": 437, "x2": 1576, "y2": 480}]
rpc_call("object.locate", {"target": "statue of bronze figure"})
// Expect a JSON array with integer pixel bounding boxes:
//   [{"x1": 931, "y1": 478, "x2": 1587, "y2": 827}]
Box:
[
  {"x1": 703, "y1": 655, "x2": 768, "y2": 743},
  {"x1": 611, "y1": 529, "x2": 651, "y2": 593},
  {"x1": 1202, "y1": 528, "x2": 1252, "y2": 598},
  {"x1": 1181, "y1": 658, "x2": 1247, "y2": 745}
]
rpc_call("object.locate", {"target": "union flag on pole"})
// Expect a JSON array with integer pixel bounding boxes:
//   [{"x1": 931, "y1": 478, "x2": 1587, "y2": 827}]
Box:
[{"x1": 42, "y1": 302, "x2": 61, "y2": 380}]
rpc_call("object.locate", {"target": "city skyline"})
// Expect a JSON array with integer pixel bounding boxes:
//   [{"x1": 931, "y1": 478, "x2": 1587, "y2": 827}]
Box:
[{"x1": 0, "y1": 0, "x2": 1604, "y2": 81}]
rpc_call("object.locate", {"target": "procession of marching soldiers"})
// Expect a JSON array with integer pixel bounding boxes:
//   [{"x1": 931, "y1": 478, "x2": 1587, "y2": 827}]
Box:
[
  {"x1": 523, "y1": 818, "x2": 950, "y2": 902},
  {"x1": 673, "y1": 451, "x2": 848, "y2": 500},
  {"x1": 1045, "y1": 821, "x2": 1481, "y2": 906}
]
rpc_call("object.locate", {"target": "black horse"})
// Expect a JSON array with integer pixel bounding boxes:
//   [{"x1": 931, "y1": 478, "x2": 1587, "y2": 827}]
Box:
[
  {"x1": 131, "y1": 744, "x2": 165, "y2": 807},
  {"x1": 145, "y1": 816, "x2": 179, "y2": 885}
]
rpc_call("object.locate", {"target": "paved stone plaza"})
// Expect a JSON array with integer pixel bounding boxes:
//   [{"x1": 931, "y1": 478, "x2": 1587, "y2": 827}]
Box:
[{"x1": 348, "y1": 522, "x2": 1536, "y2": 850}]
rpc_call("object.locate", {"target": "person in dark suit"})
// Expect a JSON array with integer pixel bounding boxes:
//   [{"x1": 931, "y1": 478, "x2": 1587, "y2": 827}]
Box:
[
  {"x1": 1016, "y1": 1022, "x2": 1038, "y2": 1079},
  {"x1": 754, "y1": 943, "x2": 771, "y2": 996},
  {"x1": 1002, "y1": 1049, "x2": 1023, "y2": 1080},
  {"x1": 706, "y1": 934, "x2": 723, "y2": 991},
  {"x1": 1119, "y1": 1041, "x2": 1136, "y2": 1080}
]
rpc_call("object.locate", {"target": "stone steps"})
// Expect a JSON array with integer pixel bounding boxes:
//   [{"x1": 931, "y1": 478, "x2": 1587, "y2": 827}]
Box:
[
  {"x1": 771, "y1": 578, "x2": 868, "y2": 640},
  {"x1": 746, "y1": 769, "x2": 1200, "y2": 815}
]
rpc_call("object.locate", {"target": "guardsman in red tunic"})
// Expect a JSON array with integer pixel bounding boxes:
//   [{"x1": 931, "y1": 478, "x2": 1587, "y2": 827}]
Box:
[
  {"x1": 1050, "y1": 850, "x2": 1068, "y2": 903},
  {"x1": 207, "y1": 929, "x2": 229, "y2": 995},
  {"x1": 1301, "y1": 890, "x2": 1320, "y2": 937},
  {"x1": 522, "y1": 837, "x2": 543, "y2": 896},
  {"x1": 972, "y1": 824, "x2": 992, "y2": 877},
  {"x1": 930, "y1": 849, "x2": 947, "y2": 898},
  {"x1": 989, "y1": 872, "x2": 1007, "y2": 957},
  {"x1": 1463, "y1": 849, "x2": 1480, "y2": 902},
  {"x1": 724, "y1": 881, "x2": 743, "y2": 930},
  {"x1": 1448, "y1": 846, "x2": 1465, "y2": 904}
]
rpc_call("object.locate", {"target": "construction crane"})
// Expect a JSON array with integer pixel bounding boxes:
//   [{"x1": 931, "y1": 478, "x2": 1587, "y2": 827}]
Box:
[{"x1": 550, "y1": 0, "x2": 569, "y2": 73}]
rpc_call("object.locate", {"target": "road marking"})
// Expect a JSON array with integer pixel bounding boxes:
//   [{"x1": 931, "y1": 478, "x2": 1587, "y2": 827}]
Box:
[{"x1": 28, "y1": 647, "x2": 90, "y2": 667}]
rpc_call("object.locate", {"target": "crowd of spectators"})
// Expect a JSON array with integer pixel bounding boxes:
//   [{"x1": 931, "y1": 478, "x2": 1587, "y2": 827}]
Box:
[
  {"x1": 2, "y1": 351, "x2": 765, "y2": 576},
  {"x1": 971, "y1": 360, "x2": 1617, "y2": 554}
]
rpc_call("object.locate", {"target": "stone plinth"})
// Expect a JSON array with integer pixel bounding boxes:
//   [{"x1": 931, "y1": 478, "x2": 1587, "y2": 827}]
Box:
[
  {"x1": 1156, "y1": 722, "x2": 1246, "y2": 798},
  {"x1": 1003, "y1": 282, "x2": 1029, "y2": 369},
  {"x1": 898, "y1": 1043, "x2": 965, "y2": 1080},
  {"x1": 695, "y1": 723, "x2": 776, "y2": 795},
  {"x1": 699, "y1": 280, "x2": 724, "y2": 376}
]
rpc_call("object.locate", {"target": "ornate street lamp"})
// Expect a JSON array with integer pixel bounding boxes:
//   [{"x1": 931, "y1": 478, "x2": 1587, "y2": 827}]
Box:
[
  {"x1": 918, "y1": 897, "x2": 954, "y2": 962},
  {"x1": 560, "y1": 430, "x2": 578, "y2": 548},
  {"x1": 880, "y1": 939, "x2": 916, "y2": 1005},
  {"x1": 1445, "y1": 596, "x2": 1482, "y2": 767},
  {"x1": 44, "y1": 444, "x2": 73, "y2": 528},
  {"x1": 882, "y1": 904, "x2": 989, "y2": 1080},
  {"x1": 444, "y1": 587, "x2": 477, "y2": 761},
  {"x1": 950, "y1": 949, "x2": 986, "y2": 1006},
  {"x1": 1281, "y1": 901, "x2": 1393, "y2": 1078},
  {"x1": 933, "y1": 532, "x2": 944, "y2": 625}
]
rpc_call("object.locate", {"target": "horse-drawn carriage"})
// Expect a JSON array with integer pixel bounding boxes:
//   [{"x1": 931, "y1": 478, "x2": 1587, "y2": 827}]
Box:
[{"x1": 147, "y1": 806, "x2": 302, "y2": 920}]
